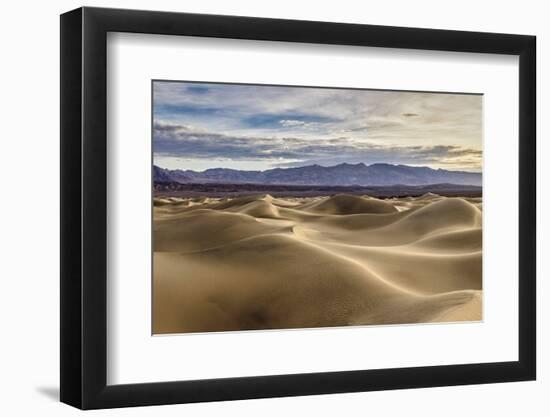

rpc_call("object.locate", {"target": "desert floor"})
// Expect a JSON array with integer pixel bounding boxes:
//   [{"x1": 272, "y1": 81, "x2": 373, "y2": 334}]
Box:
[{"x1": 153, "y1": 193, "x2": 482, "y2": 334}]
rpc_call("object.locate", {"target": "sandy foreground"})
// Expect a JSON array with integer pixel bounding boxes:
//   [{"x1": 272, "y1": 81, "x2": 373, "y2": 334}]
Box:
[{"x1": 153, "y1": 193, "x2": 482, "y2": 334}]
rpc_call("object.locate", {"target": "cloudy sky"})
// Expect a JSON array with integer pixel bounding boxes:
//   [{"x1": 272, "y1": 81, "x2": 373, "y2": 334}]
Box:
[{"x1": 153, "y1": 81, "x2": 482, "y2": 172}]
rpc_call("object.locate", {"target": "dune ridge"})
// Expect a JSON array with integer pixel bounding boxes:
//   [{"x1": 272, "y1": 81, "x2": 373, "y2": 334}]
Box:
[{"x1": 153, "y1": 193, "x2": 482, "y2": 334}]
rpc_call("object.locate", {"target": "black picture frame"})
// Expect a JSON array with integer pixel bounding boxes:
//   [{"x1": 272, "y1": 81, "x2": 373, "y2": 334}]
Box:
[{"x1": 60, "y1": 6, "x2": 536, "y2": 410}]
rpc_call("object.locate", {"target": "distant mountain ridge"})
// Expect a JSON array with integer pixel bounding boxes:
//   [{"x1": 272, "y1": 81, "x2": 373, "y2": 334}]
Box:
[{"x1": 153, "y1": 162, "x2": 482, "y2": 186}]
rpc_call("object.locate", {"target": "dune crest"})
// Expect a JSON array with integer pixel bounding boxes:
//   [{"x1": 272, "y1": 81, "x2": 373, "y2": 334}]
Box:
[
  {"x1": 302, "y1": 194, "x2": 398, "y2": 215},
  {"x1": 153, "y1": 193, "x2": 482, "y2": 334}
]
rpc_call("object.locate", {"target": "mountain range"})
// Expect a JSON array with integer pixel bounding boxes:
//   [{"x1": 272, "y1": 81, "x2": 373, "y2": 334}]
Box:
[{"x1": 153, "y1": 163, "x2": 482, "y2": 187}]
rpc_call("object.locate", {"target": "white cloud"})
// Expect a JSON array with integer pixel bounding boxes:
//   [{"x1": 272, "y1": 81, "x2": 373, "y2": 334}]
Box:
[{"x1": 153, "y1": 81, "x2": 482, "y2": 171}]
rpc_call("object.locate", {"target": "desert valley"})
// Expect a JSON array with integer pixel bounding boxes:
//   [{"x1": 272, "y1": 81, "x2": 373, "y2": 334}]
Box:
[
  {"x1": 151, "y1": 81, "x2": 483, "y2": 334},
  {"x1": 153, "y1": 189, "x2": 482, "y2": 334}
]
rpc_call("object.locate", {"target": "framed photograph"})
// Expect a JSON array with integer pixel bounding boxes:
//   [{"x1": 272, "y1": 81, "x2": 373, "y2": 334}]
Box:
[{"x1": 60, "y1": 7, "x2": 536, "y2": 409}]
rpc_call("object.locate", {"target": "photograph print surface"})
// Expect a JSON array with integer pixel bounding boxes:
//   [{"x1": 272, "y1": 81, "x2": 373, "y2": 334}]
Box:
[{"x1": 152, "y1": 81, "x2": 482, "y2": 334}]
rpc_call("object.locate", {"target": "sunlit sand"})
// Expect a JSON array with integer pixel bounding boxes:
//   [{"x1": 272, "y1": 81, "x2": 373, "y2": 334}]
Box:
[{"x1": 153, "y1": 193, "x2": 482, "y2": 334}]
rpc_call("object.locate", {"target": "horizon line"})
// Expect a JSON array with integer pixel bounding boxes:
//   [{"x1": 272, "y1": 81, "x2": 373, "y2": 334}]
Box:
[{"x1": 153, "y1": 161, "x2": 482, "y2": 174}]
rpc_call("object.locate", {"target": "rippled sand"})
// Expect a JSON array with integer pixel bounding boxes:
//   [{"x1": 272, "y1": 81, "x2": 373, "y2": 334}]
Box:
[{"x1": 153, "y1": 193, "x2": 482, "y2": 334}]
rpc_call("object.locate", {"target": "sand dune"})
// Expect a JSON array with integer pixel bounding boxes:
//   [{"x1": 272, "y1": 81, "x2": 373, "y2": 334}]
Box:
[
  {"x1": 301, "y1": 194, "x2": 398, "y2": 215},
  {"x1": 153, "y1": 193, "x2": 482, "y2": 334}
]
